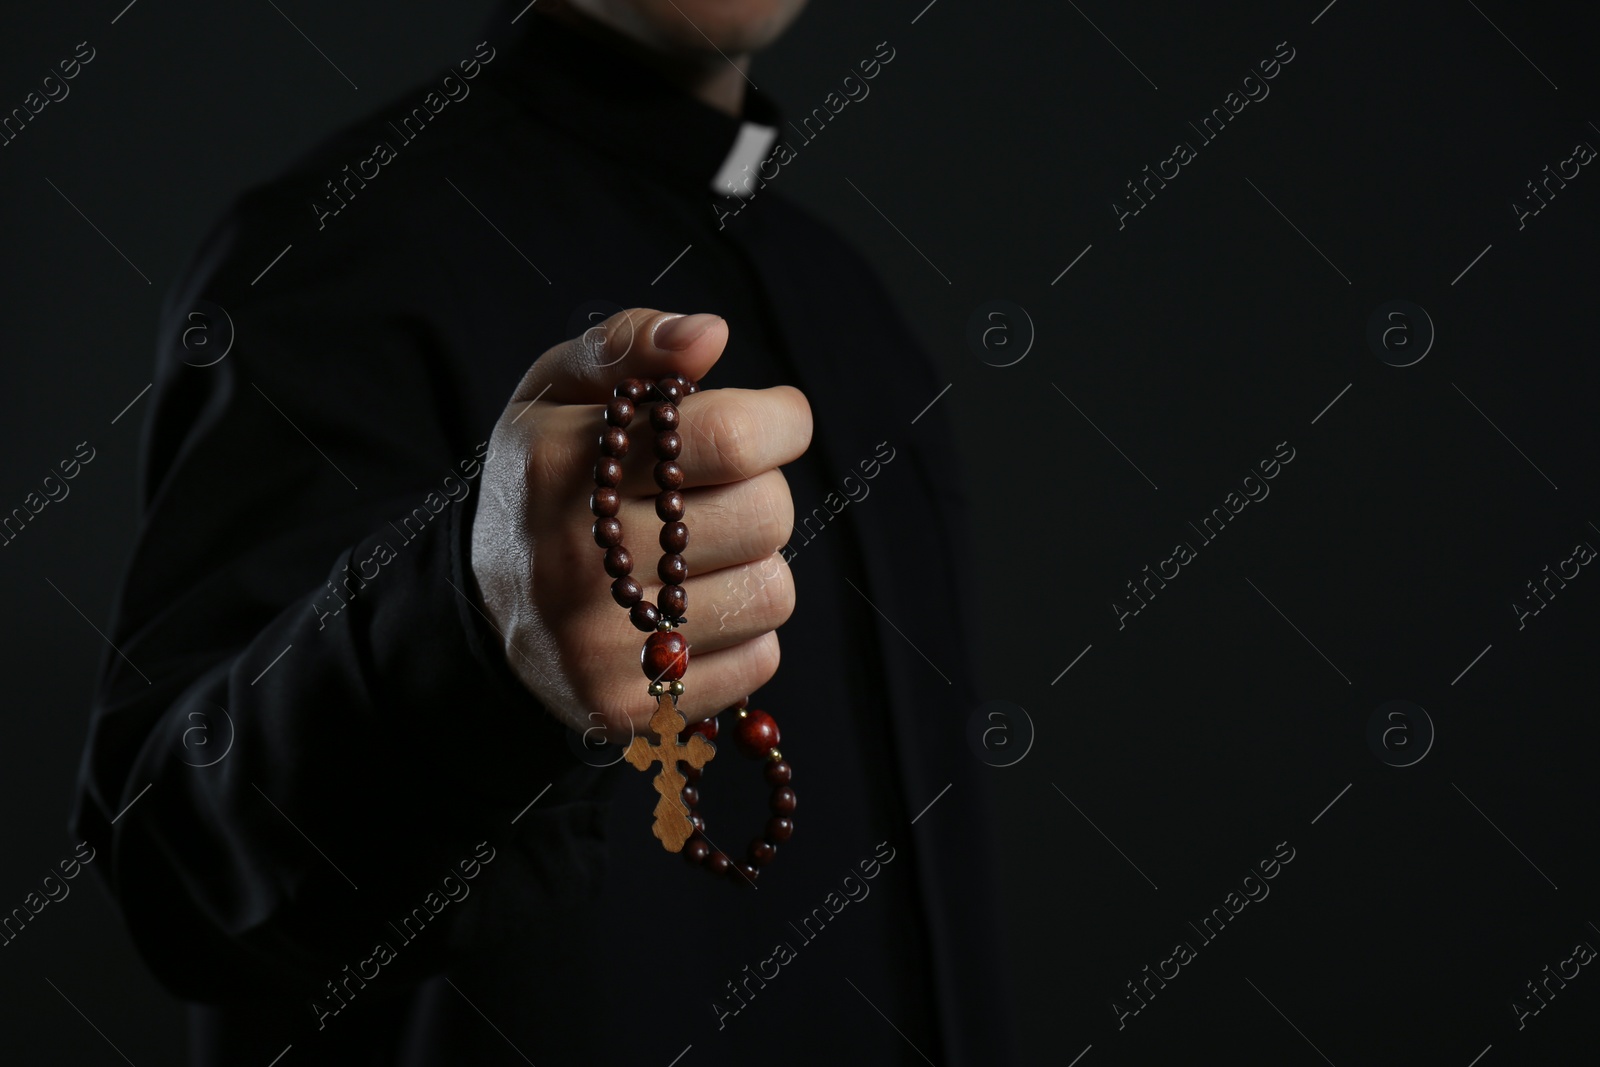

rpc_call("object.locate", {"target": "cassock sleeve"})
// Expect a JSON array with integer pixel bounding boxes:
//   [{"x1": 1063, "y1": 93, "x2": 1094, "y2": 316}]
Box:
[{"x1": 71, "y1": 187, "x2": 609, "y2": 1003}]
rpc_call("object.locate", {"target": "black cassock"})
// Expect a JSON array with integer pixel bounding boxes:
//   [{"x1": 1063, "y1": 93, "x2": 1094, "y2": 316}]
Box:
[{"x1": 73, "y1": 5, "x2": 1013, "y2": 1064}]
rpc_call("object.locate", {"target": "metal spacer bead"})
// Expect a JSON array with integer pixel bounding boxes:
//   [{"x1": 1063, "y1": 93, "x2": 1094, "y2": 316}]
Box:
[
  {"x1": 656, "y1": 618, "x2": 677, "y2": 632},
  {"x1": 767, "y1": 747, "x2": 782, "y2": 762},
  {"x1": 669, "y1": 680, "x2": 685, "y2": 696},
  {"x1": 648, "y1": 681, "x2": 666, "y2": 697}
]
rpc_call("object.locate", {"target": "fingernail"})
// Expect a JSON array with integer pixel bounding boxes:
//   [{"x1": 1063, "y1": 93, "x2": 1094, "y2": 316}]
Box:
[{"x1": 654, "y1": 313, "x2": 722, "y2": 351}]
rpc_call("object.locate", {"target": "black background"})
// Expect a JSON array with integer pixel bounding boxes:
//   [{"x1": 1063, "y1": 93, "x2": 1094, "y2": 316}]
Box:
[{"x1": 3, "y1": 0, "x2": 1598, "y2": 1062}]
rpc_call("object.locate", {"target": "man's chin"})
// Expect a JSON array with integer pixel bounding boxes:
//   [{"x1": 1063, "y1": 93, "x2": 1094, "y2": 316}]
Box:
[{"x1": 570, "y1": 0, "x2": 808, "y2": 58}]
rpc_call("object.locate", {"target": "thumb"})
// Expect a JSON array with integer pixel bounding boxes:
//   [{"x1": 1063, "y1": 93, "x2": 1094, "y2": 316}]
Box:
[{"x1": 511, "y1": 309, "x2": 728, "y2": 406}]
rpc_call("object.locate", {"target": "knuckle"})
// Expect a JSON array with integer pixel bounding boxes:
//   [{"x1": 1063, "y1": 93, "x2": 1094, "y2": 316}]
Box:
[
  {"x1": 749, "y1": 553, "x2": 795, "y2": 625},
  {"x1": 698, "y1": 396, "x2": 757, "y2": 470},
  {"x1": 749, "y1": 631, "x2": 782, "y2": 684},
  {"x1": 779, "y1": 385, "x2": 814, "y2": 442},
  {"x1": 754, "y1": 471, "x2": 795, "y2": 548}
]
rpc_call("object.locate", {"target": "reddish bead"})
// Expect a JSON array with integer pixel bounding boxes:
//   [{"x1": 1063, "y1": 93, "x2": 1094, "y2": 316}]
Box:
[
  {"x1": 630, "y1": 600, "x2": 661, "y2": 632},
  {"x1": 658, "y1": 583, "x2": 687, "y2": 618},
  {"x1": 605, "y1": 397, "x2": 635, "y2": 427},
  {"x1": 654, "y1": 431, "x2": 683, "y2": 460},
  {"x1": 601, "y1": 426, "x2": 630, "y2": 457},
  {"x1": 683, "y1": 762, "x2": 703, "y2": 783},
  {"x1": 764, "y1": 759, "x2": 792, "y2": 787},
  {"x1": 728, "y1": 861, "x2": 759, "y2": 886},
  {"x1": 590, "y1": 488, "x2": 620, "y2": 517},
  {"x1": 680, "y1": 784, "x2": 700, "y2": 808},
  {"x1": 705, "y1": 851, "x2": 731, "y2": 875},
  {"x1": 593, "y1": 518, "x2": 622, "y2": 548},
  {"x1": 765, "y1": 817, "x2": 793, "y2": 843},
  {"x1": 656, "y1": 490, "x2": 685, "y2": 521},
  {"x1": 735, "y1": 710, "x2": 781, "y2": 759},
  {"x1": 601, "y1": 547, "x2": 633, "y2": 579},
  {"x1": 684, "y1": 715, "x2": 718, "y2": 741},
  {"x1": 611, "y1": 576, "x2": 643, "y2": 608},
  {"x1": 658, "y1": 553, "x2": 688, "y2": 585},
  {"x1": 651, "y1": 404, "x2": 680, "y2": 432},
  {"x1": 770, "y1": 786, "x2": 796, "y2": 815},
  {"x1": 603, "y1": 546, "x2": 633, "y2": 578},
  {"x1": 655, "y1": 378, "x2": 685, "y2": 404},
  {"x1": 641, "y1": 630, "x2": 688, "y2": 680},
  {"x1": 654, "y1": 461, "x2": 684, "y2": 490},
  {"x1": 594, "y1": 457, "x2": 623, "y2": 487},
  {"x1": 684, "y1": 837, "x2": 711, "y2": 864},
  {"x1": 689, "y1": 810, "x2": 705, "y2": 834},
  {"x1": 660, "y1": 522, "x2": 688, "y2": 553},
  {"x1": 748, "y1": 838, "x2": 776, "y2": 866}
]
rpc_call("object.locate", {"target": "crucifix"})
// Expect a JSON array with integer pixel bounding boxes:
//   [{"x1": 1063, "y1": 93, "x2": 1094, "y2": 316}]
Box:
[{"x1": 623, "y1": 691, "x2": 716, "y2": 852}]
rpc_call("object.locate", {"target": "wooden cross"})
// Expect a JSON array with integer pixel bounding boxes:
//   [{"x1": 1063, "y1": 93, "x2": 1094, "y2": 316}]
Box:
[{"x1": 623, "y1": 692, "x2": 716, "y2": 851}]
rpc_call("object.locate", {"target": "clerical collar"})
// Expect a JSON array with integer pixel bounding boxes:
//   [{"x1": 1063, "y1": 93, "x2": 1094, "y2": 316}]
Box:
[{"x1": 477, "y1": 3, "x2": 783, "y2": 201}]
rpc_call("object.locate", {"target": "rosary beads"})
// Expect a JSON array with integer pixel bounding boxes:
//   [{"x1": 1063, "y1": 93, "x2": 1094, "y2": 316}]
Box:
[{"x1": 591, "y1": 373, "x2": 794, "y2": 886}]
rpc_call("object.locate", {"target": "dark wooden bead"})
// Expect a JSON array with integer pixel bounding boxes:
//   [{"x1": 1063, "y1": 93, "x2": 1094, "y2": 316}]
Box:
[
  {"x1": 654, "y1": 431, "x2": 682, "y2": 460},
  {"x1": 605, "y1": 397, "x2": 635, "y2": 427},
  {"x1": 592, "y1": 518, "x2": 622, "y2": 548},
  {"x1": 655, "y1": 378, "x2": 685, "y2": 404},
  {"x1": 656, "y1": 490, "x2": 685, "y2": 522},
  {"x1": 630, "y1": 600, "x2": 661, "y2": 632},
  {"x1": 683, "y1": 762, "x2": 703, "y2": 783},
  {"x1": 658, "y1": 583, "x2": 687, "y2": 618},
  {"x1": 684, "y1": 714, "x2": 718, "y2": 741},
  {"x1": 590, "y1": 488, "x2": 621, "y2": 517},
  {"x1": 615, "y1": 379, "x2": 648, "y2": 402},
  {"x1": 603, "y1": 545, "x2": 633, "y2": 578},
  {"x1": 684, "y1": 837, "x2": 711, "y2": 864},
  {"x1": 650, "y1": 403, "x2": 680, "y2": 431},
  {"x1": 680, "y1": 784, "x2": 700, "y2": 808},
  {"x1": 748, "y1": 838, "x2": 776, "y2": 866},
  {"x1": 659, "y1": 522, "x2": 688, "y2": 553},
  {"x1": 611, "y1": 576, "x2": 643, "y2": 608},
  {"x1": 705, "y1": 851, "x2": 731, "y2": 875},
  {"x1": 765, "y1": 817, "x2": 794, "y2": 843},
  {"x1": 658, "y1": 553, "x2": 688, "y2": 585},
  {"x1": 728, "y1": 861, "x2": 760, "y2": 886},
  {"x1": 764, "y1": 759, "x2": 792, "y2": 787},
  {"x1": 689, "y1": 810, "x2": 705, "y2": 834},
  {"x1": 641, "y1": 630, "x2": 688, "y2": 680},
  {"x1": 654, "y1": 461, "x2": 684, "y2": 490},
  {"x1": 594, "y1": 456, "x2": 623, "y2": 487},
  {"x1": 770, "y1": 786, "x2": 797, "y2": 815},
  {"x1": 600, "y1": 426, "x2": 630, "y2": 457},
  {"x1": 735, "y1": 710, "x2": 781, "y2": 759}
]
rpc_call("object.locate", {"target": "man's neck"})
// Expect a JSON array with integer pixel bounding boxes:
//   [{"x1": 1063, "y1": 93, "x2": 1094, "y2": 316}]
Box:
[{"x1": 539, "y1": 1, "x2": 750, "y2": 117}]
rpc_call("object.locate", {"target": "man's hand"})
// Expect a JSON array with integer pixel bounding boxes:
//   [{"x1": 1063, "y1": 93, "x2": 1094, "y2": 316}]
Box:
[{"x1": 472, "y1": 308, "x2": 811, "y2": 743}]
